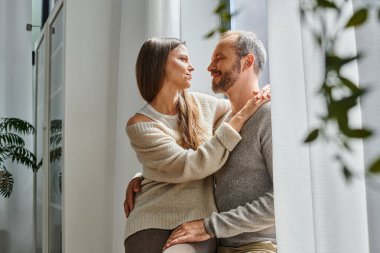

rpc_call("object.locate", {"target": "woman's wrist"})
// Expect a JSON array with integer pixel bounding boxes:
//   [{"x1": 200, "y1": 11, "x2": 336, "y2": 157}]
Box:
[{"x1": 228, "y1": 114, "x2": 246, "y2": 132}]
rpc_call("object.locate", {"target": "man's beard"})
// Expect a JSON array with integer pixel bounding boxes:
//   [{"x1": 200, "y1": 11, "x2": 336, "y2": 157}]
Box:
[{"x1": 212, "y1": 60, "x2": 241, "y2": 94}]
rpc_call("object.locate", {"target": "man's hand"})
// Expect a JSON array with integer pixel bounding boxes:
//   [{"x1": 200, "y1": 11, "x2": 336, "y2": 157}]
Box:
[
  {"x1": 124, "y1": 176, "x2": 143, "y2": 218},
  {"x1": 163, "y1": 220, "x2": 211, "y2": 250}
]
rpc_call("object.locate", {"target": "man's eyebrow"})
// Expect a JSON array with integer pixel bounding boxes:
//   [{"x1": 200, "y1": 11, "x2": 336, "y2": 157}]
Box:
[{"x1": 212, "y1": 53, "x2": 223, "y2": 60}]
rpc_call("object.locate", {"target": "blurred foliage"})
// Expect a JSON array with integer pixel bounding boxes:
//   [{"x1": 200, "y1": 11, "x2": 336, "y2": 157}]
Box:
[
  {"x1": 301, "y1": 0, "x2": 380, "y2": 178},
  {"x1": 205, "y1": 0, "x2": 237, "y2": 38}
]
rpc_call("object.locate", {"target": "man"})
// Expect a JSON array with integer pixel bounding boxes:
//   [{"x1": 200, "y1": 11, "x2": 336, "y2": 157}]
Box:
[{"x1": 125, "y1": 30, "x2": 276, "y2": 253}]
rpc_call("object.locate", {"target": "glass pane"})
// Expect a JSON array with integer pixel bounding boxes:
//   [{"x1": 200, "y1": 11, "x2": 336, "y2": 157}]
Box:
[
  {"x1": 35, "y1": 36, "x2": 46, "y2": 253},
  {"x1": 232, "y1": 0, "x2": 270, "y2": 86},
  {"x1": 49, "y1": 7, "x2": 64, "y2": 253}
]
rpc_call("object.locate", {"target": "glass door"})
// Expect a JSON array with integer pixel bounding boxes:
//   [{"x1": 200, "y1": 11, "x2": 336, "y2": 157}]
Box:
[
  {"x1": 34, "y1": 1, "x2": 64, "y2": 252},
  {"x1": 34, "y1": 32, "x2": 46, "y2": 253},
  {"x1": 48, "y1": 5, "x2": 64, "y2": 253}
]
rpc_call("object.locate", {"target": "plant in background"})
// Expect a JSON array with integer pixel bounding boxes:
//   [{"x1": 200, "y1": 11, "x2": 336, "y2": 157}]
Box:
[
  {"x1": 205, "y1": 0, "x2": 237, "y2": 38},
  {"x1": 49, "y1": 119, "x2": 63, "y2": 193},
  {"x1": 0, "y1": 118, "x2": 38, "y2": 198},
  {"x1": 300, "y1": 0, "x2": 380, "y2": 178}
]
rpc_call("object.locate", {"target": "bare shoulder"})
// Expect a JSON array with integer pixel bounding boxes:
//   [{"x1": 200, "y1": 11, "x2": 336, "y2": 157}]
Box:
[{"x1": 127, "y1": 113, "x2": 154, "y2": 127}]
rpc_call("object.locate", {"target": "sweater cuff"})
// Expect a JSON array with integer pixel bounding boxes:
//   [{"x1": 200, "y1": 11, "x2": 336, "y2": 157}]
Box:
[
  {"x1": 132, "y1": 172, "x2": 143, "y2": 180},
  {"x1": 214, "y1": 123, "x2": 242, "y2": 151},
  {"x1": 203, "y1": 217, "x2": 216, "y2": 238}
]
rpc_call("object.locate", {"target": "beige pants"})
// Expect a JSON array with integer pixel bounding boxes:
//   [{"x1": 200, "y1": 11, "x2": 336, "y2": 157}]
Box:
[{"x1": 218, "y1": 241, "x2": 277, "y2": 253}]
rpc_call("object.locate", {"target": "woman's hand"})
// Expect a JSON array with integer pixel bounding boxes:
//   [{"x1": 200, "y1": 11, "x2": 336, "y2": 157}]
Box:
[
  {"x1": 124, "y1": 176, "x2": 143, "y2": 218},
  {"x1": 228, "y1": 84, "x2": 271, "y2": 132}
]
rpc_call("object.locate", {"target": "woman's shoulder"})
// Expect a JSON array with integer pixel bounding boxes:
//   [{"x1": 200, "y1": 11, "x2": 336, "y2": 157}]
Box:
[{"x1": 127, "y1": 113, "x2": 153, "y2": 127}]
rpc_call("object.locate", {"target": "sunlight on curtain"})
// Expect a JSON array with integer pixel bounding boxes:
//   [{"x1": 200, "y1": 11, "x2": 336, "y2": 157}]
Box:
[
  {"x1": 268, "y1": 0, "x2": 378, "y2": 252},
  {"x1": 354, "y1": 3, "x2": 380, "y2": 253},
  {"x1": 267, "y1": 1, "x2": 315, "y2": 251},
  {"x1": 145, "y1": 0, "x2": 180, "y2": 39}
]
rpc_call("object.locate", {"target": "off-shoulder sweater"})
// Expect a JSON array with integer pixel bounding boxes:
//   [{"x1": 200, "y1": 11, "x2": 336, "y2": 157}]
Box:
[{"x1": 124, "y1": 92, "x2": 241, "y2": 239}]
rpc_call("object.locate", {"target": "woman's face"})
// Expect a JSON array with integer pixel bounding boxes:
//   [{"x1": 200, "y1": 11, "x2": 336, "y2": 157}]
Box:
[{"x1": 164, "y1": 45, "x2": 194, "y2": 90}]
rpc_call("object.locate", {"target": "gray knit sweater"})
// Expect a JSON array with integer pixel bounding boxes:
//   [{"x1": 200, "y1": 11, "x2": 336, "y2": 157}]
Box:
[{"x1": 204, "y1": 102, "x2": 276, "y2": 247}]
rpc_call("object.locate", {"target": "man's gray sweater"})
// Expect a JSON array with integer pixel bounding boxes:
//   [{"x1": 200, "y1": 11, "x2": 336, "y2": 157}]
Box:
[{"x1": 204, "y1": 102, "x2": 276, "y2": 247}]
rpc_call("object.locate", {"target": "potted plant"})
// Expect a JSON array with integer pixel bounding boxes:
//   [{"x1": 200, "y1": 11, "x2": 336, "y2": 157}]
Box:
[{"x1": 0, "y1": 118, "x2": 38, "y2": 198}]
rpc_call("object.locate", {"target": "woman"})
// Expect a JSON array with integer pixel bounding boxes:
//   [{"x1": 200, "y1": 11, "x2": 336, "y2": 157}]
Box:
[{"x1": 124, "y1": 38, "x2": 270, "y2": 253}]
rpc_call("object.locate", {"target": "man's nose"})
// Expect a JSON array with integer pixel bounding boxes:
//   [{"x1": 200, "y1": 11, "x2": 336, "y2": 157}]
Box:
[{"x1": 207, "y1": 62, "x2": 214, "y2": 72}]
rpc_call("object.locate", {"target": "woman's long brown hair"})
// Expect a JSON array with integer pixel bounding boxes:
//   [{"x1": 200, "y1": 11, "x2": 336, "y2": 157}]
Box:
[{"x1": 135, "y1": 38, "x2": 205, "y2": 150}]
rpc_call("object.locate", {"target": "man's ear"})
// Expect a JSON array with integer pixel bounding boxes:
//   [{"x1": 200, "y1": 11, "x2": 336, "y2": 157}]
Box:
[{"x1": 243, "y1": 54, "x2": 254, "y2": 70}]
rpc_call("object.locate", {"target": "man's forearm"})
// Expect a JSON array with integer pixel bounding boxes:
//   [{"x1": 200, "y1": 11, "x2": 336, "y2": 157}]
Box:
[{"x1": 204, "y1": 189, "x2": 275, "y2": 238}]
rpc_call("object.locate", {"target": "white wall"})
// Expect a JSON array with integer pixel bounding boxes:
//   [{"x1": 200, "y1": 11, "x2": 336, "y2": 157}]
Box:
[
  {"x1": 63, "y1": 0, "x2": 121, "y2": 252},
  {"x1": 112, "y1": 0, "x2": 146, "y2": 252},
  {"x1": 0, "y1": 0, "x2": 34, "y2": 252}
]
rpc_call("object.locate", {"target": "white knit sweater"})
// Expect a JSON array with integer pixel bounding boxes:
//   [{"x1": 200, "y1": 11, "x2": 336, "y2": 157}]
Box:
[{"x1": 124, "y1": 92, "x2": 241, "y2": 239}]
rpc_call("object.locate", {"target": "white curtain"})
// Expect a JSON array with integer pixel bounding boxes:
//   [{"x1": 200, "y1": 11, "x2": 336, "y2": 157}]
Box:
[
  {"x1": 354, "y1": 2, "x2": 380, "y2": 253},
  {"x1": 145, "y1": 0, "x2": 181, "y2": 39},
  {"x1": 268, "y1": 0, "x2": 379, "y2": 252},
  {"x1": 0, "y1": 0, "x2": 34, "y2": 252}
]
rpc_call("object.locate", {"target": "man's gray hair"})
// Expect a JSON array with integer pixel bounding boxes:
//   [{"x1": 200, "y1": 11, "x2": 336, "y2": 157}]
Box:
[{"x1": 222, "y1": 30, "x2": 267, "y2": 76}]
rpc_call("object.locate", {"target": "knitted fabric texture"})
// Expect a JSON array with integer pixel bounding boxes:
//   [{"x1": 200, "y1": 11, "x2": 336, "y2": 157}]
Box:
[
  {"x1": 125, "y1": 92, "x2": 242, "y2": 239},
  {"x1": 204, "y1": 102, "x2": 276, "y2": 247}
]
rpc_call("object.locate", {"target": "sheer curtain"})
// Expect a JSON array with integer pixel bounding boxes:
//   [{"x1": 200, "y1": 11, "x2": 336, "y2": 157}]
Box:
[
  {"x1": 0, "y1": 0, "x2": 34, "y2": 252},
  {"x1": 268, "y1": 0, "x2": 379, "y2": 252}
]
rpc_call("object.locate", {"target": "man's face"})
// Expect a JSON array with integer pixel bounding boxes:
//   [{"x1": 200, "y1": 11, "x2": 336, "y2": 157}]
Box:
[{"x1": 207, "y1": 38, "x2": 241, "y2": 94}]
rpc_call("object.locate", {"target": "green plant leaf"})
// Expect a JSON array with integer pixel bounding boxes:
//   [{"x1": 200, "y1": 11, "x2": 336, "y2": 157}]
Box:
[
  {"x1": 35, "y1": 159, "x2": 43, "y2": 172},
  {"x1": 343, "y1": 128, "x2": 373, "y2": 138},
  {"x1": 326, "y1": 54, "x2": 360, "y2": 72},
  {"x1": 204, "y1": 30, "x2": 216, "y2": 39},
  {"x1": 50, "y1": 133, "x2": 62, "y2": 147},
  {"x1": 0, "y1": 170, "x2": 14, "y2": 198},
  {"x1": 214, "y1": 2, "x2": 227, "y2": 14},
  {"x1": 0, "y1": 118, "x2": 35, "y2": 135},
  {"x1": 346, "y1": 8, "x2": 368, "y2": 28},
  {"x1": 11, "y1": 147, "x2": 36, "y2": 169},
  {"x1": 369, "y1": 156, "x2": 380, "y2": 173},
  {"x1": 333, "y1": 92, "x2": 362, "y2": 114},
  {"x1": 50, "y1": 119, "x2": 62, "y2": 133},
  {"x1": 0, "y1": 133, "x2": 25, "y2": 147},
  {"x1": 304, "y1": 129, "x2": 319, "y2": 143},
  {"x1": 338, "y1": 76, "x2": 360, "y2": 93},
  {"x1": 335, "y1": 110, "x2": 349, "y2": 131},
  {"x1": 220, "y1": 12, "x2": 232, "y2": 22},
  {"x1": 50, "y1": 147, "x2": 62, "y2": 163},
  {"x1": 218, "y1": 26, "x2": 229, "y2": 34},
  {"x1": 342, "y1": 165, "x2": 353, "y2": 181},
  {"x1": 317, "y1": 0, "x2": 337, "y2": 9}
]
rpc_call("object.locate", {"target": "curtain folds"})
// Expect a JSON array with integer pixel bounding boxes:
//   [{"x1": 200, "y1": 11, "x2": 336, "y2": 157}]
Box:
[
  {"x1": 268, "y1": 0, "x2": 378, "y2": 252},
  {"x1": 145, "y1": 0, "x2": 180, "y2": 39}
]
